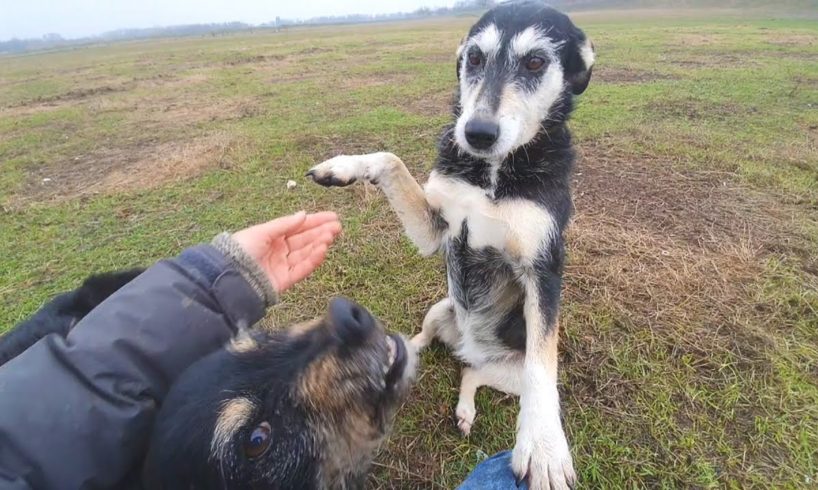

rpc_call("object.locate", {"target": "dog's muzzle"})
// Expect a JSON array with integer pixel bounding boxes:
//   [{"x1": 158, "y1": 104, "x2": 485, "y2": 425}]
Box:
[{"x1": 464, "y1": 118, "x2": 500, "y2": 150}]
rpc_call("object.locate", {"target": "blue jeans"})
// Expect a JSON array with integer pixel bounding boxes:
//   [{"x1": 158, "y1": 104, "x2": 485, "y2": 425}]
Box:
[{"x1": 457, "y1": 450, "x2": 526, "y2": 489}]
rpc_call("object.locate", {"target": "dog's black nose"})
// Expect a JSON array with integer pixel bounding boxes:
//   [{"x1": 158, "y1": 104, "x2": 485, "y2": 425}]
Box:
[
  {"x1": 329, "y1": 297, "x2": 376, "y2": 346},
  {"x1": 464, "y1": 119, "x2": 500, "y2": 150}
]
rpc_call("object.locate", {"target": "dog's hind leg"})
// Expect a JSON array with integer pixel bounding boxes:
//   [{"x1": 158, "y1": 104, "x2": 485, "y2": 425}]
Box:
[
  {"x1": 411, "y1": 298, "x2": 459, "y2": 350},
  {"x1": 307, "y1": 152, "x2": 446, "y2": 256},
  {"x1": 455, "y1": 361, "x2": 523, "y2": 436}
]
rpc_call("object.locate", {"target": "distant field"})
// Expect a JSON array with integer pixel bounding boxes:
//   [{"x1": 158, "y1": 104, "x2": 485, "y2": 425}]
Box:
[{"x1": 1, "y1": 9, "x2": 817, "y2": 489}]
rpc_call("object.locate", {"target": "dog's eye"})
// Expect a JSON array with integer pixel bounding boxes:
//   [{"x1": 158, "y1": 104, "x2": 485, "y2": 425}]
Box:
[
  {"x1": 525, "y1": 56, "x2": 546, "y2": 71},
  {"x1": 243, "y1": 422, "x2": 272, "y2": 459},
  {"x1": 468, "y1": 51, "x2": 482, "y2": 67}
]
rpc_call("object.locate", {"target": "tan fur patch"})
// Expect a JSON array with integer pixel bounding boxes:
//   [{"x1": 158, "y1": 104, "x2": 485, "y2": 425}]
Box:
[
  {"x1": 288, "y1": 317, "x2": 323, "y2": 336},
  {"x1": 229, "y1": 332, "x2": 258, "y2": 353},
  {"x1": 315, "y1": 406, "x2": 383, "y2": 488},
  {"x1": 298, "y1": 352, "x2": 347, "y2": 412},
  {"x1": 211, "y1": 397, "x2": 255, "y2": 461}
]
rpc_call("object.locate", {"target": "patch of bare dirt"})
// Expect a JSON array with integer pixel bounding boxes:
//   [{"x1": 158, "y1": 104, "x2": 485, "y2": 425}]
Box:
[
  {"x1": 294, "y1": 132, "x2": 388, "y2": 161},
  {"x1": 12, "y1": 133, "x2": 237, "y2": 206},
  {"x1": 665, "y1": 52, "x2": 747, "y2": 68},
  {"x1": 1, "y1": 73, "x2": 215, "y2": 118},
  {"x1": 595, "y1": 66, "x2": 677, "y2": 84},
  {"x1": 402, "y1": 89, "x2": 452, "y2": 117},
  {"x1": 135, "y1": 72, "x2": 211, "y2": 89},
  {"x1": 224, "y1": 53, "x2": 287, "y2": 66},
  {"x1": 574, "y1": 140, "x2": 803, "y2": 253},
  {"x1": 339, "y1": 73, "x2": 412, "y2": 90},
  {"x1": 10, "y1": 84, "x2": 131, "y2": 109},
  {"x1": 675, "y1": 33, "x2": 726, "y2": 47},
  {"x1": 646, "y1": 98, "x2": 753, "y2": 121},
  {"x1": 294, "y1": 47, "x2": 333, "y2": 56},
  {"x1": 765, "y1": 34, "x2": 817, "y2": 47},
  {"x1": 134, "y1": 95, "x2": 264, "y2": 127},
  {"x1": 415, "y1": 52, "x2": 454, "y2": 64},
  {"x1": 1, "y1": 101, "x2": 71, "y2": 118}
]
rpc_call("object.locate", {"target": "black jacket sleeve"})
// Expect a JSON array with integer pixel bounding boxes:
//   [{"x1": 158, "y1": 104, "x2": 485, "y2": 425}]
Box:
[{"x1": 0, "y1": 244, "x2": 268, "y2": 489}]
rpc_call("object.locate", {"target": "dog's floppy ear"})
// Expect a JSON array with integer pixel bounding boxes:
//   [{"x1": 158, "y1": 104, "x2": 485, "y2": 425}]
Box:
[{"x1": 563, "y1": 26, "x2": 595, "y2": 95}]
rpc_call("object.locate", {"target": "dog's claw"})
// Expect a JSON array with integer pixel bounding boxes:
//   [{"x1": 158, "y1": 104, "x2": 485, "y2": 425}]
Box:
[
  {"x1": 454, "y1": 399, "x2": 476, "y2": 437},
  {"x1": 306, "y1": 155, "x2": 373, "y2": 188},
  {"x1": 456, "y1": 416, "x2": 472, "y2": 436},
  {"x1": 305, "y1": 167, "x2": 357, "y2": 188},
  {"x1": 309, "y1": 174, "x2": 356, "y2": 188},
  {"x1": 515, "y1": 470, "x2": 527, "y2": 488}
]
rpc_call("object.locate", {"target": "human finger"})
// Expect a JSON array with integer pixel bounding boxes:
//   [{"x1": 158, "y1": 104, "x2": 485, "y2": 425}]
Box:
[
  {"x1": 295, "y1": 212, "x2": 339, "y2": 232},
  {"x1": 283, "y1": 212, "x2": 339, "y2": 238},
  {"x1": 241, "y1": 211, "x2": 308, "y2": 242},
  {"x1": 286, "y1": 221, "x2": 341, "y2": 251}
]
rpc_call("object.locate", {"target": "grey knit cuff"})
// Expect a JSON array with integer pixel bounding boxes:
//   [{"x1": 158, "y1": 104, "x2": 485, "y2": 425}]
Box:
[{"x1": 211, "y1": 232, "x2": 279, "y2": 308}]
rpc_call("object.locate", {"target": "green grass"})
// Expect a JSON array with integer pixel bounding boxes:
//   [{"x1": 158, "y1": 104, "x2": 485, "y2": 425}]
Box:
[{"x1": 1, "y1": 9, "x2": 817, "y2": 489}]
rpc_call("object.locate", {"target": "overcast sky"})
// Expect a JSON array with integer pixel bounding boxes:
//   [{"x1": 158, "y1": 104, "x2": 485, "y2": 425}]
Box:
[{"x1": 0, "y1": 0, "x2": 457, "y2": 41}]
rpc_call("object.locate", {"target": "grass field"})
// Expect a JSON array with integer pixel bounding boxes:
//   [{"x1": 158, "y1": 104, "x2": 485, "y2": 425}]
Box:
[{"x1": 1, "y1": 7, "x2": 817, "y2": 489}]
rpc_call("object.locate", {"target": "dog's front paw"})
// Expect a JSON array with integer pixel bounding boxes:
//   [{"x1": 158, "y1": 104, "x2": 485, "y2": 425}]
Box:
[
  {"x1": 306, "y1": 155, "x2": 370, "y2": 187},
  {"x1": 511, "y1": 426, "x2": 576, "y2": 489},
  {"x1": 455, "y1": 398, "x2": 476, "y2": 436}
]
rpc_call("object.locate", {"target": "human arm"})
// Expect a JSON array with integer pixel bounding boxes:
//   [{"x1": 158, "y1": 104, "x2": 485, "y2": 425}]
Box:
[{"x1": 0, "y1": 212, "x2": 341, "y2": 489}]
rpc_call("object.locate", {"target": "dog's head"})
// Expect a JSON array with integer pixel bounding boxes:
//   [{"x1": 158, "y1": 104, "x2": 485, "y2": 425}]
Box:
[
  {"x1": 454, "y1": 1, "x2": 594, "y2": 160},
  {"x1": 143, "y1": 297, "x2": 417, "y2": 490}
]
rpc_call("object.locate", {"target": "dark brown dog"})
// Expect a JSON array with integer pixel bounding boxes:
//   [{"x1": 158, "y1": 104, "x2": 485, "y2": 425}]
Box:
[{"x1": 143, "y1": 297, "x2": 417, "y2": 489}]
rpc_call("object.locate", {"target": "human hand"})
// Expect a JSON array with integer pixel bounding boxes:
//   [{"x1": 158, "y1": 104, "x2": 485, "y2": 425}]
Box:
[{"x1": 232, "y1": 211, "x2": 342, "y2": 293}]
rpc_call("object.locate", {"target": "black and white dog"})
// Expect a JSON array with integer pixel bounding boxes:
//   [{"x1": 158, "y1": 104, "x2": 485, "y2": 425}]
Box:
[{"x1": 308, "y1": 2, "x2": 594, "y2": 488}]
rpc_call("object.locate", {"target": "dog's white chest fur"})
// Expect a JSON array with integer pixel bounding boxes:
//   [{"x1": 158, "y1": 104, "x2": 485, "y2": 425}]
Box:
[{"x1": 424, "y1": 171, "x2": 557, "y2": 262}]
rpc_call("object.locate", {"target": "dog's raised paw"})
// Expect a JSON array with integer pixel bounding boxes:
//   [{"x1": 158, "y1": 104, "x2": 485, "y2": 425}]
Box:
[
  {"x1": 306, "y1": 169, "x2": 357, "y2": 187},
  {"x1": 306, "y1": 155, "x2": 369, "y2": 188}
]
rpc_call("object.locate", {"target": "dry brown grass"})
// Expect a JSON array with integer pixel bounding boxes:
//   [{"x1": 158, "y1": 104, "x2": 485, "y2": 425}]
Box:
[
  {"x1": 764, "y1": 33, "x2": 817, "y2": 46},
  {"x1": 594, "y1": 66, "x2": 678, "y2": 84},
  {"x1": 12, "y1": 132, "x2": 237, "y2": 206}
]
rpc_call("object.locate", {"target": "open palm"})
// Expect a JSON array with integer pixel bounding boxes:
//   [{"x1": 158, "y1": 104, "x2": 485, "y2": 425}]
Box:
[{"x1": 232, "y1": 211, "x2": 342, "y2": 293}]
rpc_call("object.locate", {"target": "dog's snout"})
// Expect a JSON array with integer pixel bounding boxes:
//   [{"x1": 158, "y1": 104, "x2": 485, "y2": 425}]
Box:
[
  {"x1": 464, "y1": 119, "x2": 500, "y2": 150},
  {"x1": 329, "y1": 297, "x2": 375, "y2": 346}
]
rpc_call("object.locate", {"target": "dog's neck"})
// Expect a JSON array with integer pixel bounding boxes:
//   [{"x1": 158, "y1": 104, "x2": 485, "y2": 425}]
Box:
[{"x1": 436, "y1": 120, "x2": 574, "y2": 196}]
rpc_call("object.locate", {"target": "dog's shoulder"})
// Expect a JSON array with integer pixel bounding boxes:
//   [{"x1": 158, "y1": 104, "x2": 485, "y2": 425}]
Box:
[
  {"x1": 73, "y1": 268, "x2": 144, "y2": 315},
  {"x1": 0, "y1": 268, "x2": 143, "y2": 366}
]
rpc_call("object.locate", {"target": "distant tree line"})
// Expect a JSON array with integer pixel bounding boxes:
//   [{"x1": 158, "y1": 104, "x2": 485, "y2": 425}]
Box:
[
  {"x1": 0, "y1": 1, "x2": 503, "y2": 54},
  {"x1": 0, "y1": 22, "x2": 259, "y2": 54},
  {"x1": 5, "y1": 0, "x2": 806, "y2": 54},
  {"x1": 269, "y1": 0, "x2": 498, "y2": 27}
]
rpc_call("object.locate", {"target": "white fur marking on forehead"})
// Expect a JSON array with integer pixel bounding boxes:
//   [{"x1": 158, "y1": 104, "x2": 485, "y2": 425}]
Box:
[
  {"x1": 509, "y1": 26, "x2": 561, "y2": 58},
  {"x1": 471, "y1": 23, "x2": 502, "y2": 57},
  {"x1": 579, "y1": 38, "x2": 596, "y2": 69},
  {"x1": 211, "y1": 397, "x2": 255, "y2": 461}
]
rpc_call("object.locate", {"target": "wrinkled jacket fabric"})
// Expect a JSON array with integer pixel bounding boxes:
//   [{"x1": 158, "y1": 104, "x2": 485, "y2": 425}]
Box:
[{"x1": 0, "y1": 245, "x2": 266, "y2": 489}]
